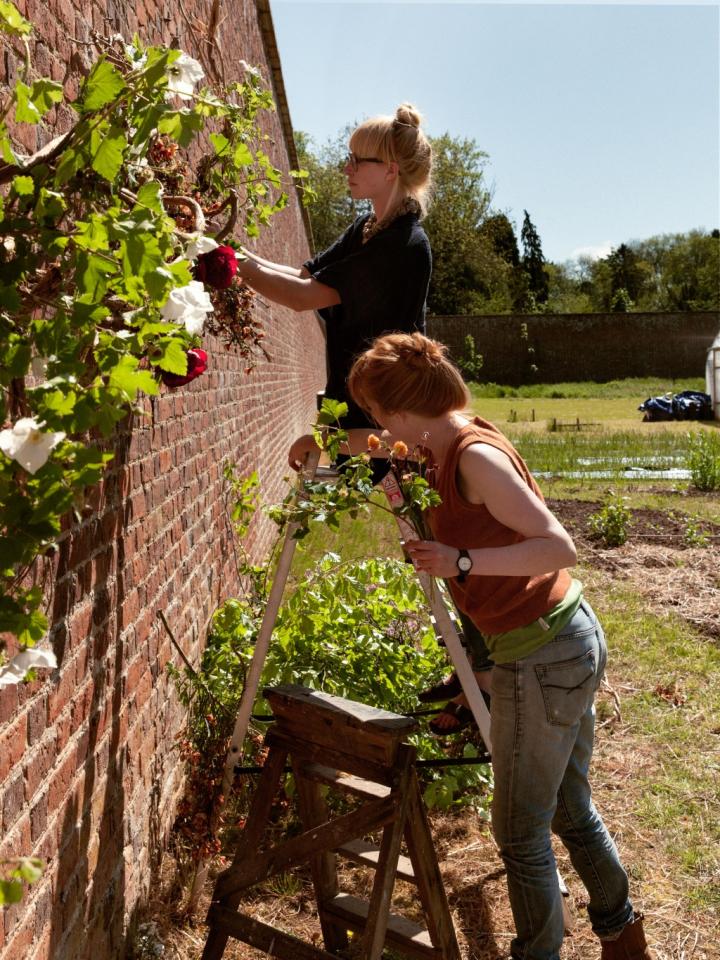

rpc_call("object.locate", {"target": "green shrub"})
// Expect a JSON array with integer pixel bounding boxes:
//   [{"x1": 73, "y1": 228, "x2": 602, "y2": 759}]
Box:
[
  {"x1": 588, "y1": 496, "x2": 631, "y2": 547},
  {"x1": 456, "y1": 333, "x2": 484, "y2": 383},
  {"x1": 687, "y1": 431, "x2": 720, "y2": 492}
]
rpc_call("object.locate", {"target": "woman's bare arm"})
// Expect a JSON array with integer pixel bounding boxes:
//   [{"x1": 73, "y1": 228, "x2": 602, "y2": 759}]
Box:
[
  {"x1": 405, "y1": 444, "x2": 576, "y2": 578},
  {"x1": 240, "y1": 247, "x2": 310, "y2": 278},
  {"x1": 237, "y1": 258, "x2": 340, "y2": 311}
]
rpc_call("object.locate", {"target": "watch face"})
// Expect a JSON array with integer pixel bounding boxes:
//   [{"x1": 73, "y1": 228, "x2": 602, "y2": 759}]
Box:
[{"x1": 458, "y1": 554, "x2": 472, "y2": 572}]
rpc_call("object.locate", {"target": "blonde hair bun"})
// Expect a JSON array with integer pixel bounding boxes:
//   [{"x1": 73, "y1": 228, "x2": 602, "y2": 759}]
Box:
[
  {"x1": 394, "y1": 103, "x2": 423, "y2": 129},
  {"x1": 349, "y1": 105, "x2": 433, "y2": 214}
]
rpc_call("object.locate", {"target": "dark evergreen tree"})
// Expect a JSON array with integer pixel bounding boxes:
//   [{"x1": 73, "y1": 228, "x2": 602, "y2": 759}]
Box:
[
  {"x1": 520, "y1": 210, "x2": 549, "y2": 305},
  {"x1": 606, "y1": 243, "x2": 644, "y2": 305}
]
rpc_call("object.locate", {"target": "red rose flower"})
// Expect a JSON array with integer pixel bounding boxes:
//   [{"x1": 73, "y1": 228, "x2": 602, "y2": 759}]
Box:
[
  {"x1": 161, "y1": 348, "x2": 208, "y2": 388},
  {"x1": 194, "y1": 245, "x2": 238, "y2": 289}
]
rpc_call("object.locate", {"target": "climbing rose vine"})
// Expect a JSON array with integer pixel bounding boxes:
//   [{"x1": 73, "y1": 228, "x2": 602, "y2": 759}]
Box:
[{"x1": 0, "y1": 2, "x2": 310, "y2": 677}]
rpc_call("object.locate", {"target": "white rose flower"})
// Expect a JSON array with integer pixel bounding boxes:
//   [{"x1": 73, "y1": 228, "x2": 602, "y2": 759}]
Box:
[
  {"x1": 238, "y1": 60, "x2": 262, "y2": 79},
  {"x1": 186, "y1": 236, "x2": 219, "y2": 260},
  {"x1": 167, "y1": 52, "x2": 205, "y2": 101},
  {"x1": 0, "y1": 648, "x2": 57, "y2": 688},
  {"x1": 160, "y1": 281, "x2": 214, "y2": 335},
  {"x1": 0, "y1": 418, "x2": 66, "y2": 475}
]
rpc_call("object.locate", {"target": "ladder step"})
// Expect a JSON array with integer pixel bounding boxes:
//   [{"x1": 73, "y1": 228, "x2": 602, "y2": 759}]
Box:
[
  {"x1": 323, "y1": 893, "x2": 440, "y2": 959},
  {"x1": 337, "y1": 838, "x2": 416, "y2": 883},
  {"x1": 299, "y1": 762, "x2": 391, "y2": 799}
]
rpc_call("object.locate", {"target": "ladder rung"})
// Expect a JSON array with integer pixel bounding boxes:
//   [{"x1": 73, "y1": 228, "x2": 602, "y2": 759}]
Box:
[
  {"x1": 336, "y1": 838, "x2": 416, "y2": 883},
  {"x1": 299, "y1": 762, "x2": 391, "y2": 799},
  {"x1": 322, "y1": 893, "x2": 439, "y2": 959}
]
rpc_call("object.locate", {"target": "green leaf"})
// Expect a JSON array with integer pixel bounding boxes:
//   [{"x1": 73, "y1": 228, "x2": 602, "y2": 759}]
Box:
[
  {"x1": 316, "y1": 397, "x2": 348, "y2": 425},
  {"x1": 0, "y1": 120, "x2": 16, "y2": 164},
  {"x1": 30, "y1": 78, "x2": 63, "y2": 115},
  {"x1": 15, "y1": 78, "x2": 63, "y2": 122},
  {"x1": 90, "y1": 123, "x2": 126, "y2": 182},
  {"x1": 80, "y1": 59, "x2": 126, "y2": 112},
  {"x1": 11, "y1": 174, "x2": 34, "y2": 196},
  {"x1": 135, "y1": 181, "x2": 163, "y2": 215},
  {"x1": 233, "y1": 142, "x2": 253, "y2": 167},
  {"x1": 17, "y1": 607, "x2": 48, "y2": 646},
  {"x1": 18, "y1": 859, "x2": 44, "y2": 884},
  {"x1": 210, "y1": 133, "x2": 230, "y2": 157},
  {"x1": 34, "y1": 187, "x2": 66, "y2": 223},
  {"x1": 14, "y1": 81, "x2": 41, "y2": 123},
  {"x1": 152, "y1": 337, "x2": 188, "y2": 375},
  {"x1": 74, "y1": 216, "x2": 110, "y2": 251},
  {"x1": 2, "y1": 334, "x2": 30, "y2": 378},
  {"x1": 108, "y1": 354, "x2": 158, "y2": 400},
  {"x1": 39, "y1": 388, "x2": 78, "y2": 418},
  {"x1": 0, "y1": 282, "x2": 20, "y2": 312},
  {"x1": 54, "y1": 143, "x2": 88, "y2": 185},
  {"x1": 74, "y1": 251, "x2": 114, "y2": 301},
  {"x1": 158, "y1": 108, "x2": 204, "y2": 148},
  {"x1": 0, "y1": 879, "x2": 24, "y2": 905},
  {"x1": 0, "y1": 0, "x2": 31, "y2": 36},
  {"x1": 117, "y1": 231, "x2": 164, "y2": 302}
]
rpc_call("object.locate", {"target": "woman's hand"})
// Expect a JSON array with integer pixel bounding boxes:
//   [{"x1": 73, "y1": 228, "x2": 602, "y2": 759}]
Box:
[
  {"x1": 288, "y1": 434, "x2": 320, "y2": 471},
  {"x1": 404, "y1": 539, "x2": 464, "y2": 579}
]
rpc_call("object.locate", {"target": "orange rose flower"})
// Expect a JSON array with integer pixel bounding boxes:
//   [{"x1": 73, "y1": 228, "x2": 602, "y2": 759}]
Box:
[
  {"x1": 367, "y1": 433, "x2": 381, "y2": 451},
  {"x1": 392, "y1": 440, "x2": 409, "y2": 458}
]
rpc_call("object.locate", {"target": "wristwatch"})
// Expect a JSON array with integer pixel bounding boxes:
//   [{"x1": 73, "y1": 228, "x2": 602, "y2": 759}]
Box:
[{"x1": 456, "y1": 548, "x2": 473, "y2": 583}]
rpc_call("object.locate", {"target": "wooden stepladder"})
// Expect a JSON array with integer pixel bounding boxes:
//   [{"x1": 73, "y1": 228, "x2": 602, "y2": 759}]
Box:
[{"x1": 202, "y1": 684, "x2": 461, "y2": 960}]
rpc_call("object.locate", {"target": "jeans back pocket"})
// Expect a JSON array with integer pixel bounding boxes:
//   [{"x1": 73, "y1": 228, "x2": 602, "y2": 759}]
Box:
[{"x1": 534, "y1": 649, "x2": 597, "y2": 726}]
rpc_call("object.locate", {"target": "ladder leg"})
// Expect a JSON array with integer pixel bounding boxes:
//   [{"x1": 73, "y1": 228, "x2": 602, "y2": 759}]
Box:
[
  {"x1": 200, "y1": 927, "x2": 231, "y2": 960},
  {"x1": 293, "y1": 760, "x2": 348, "y2": 953},
  {"x1": 203, "y1": 745, "x2": 288, "y2": 959},
  {"x1": 404, "y1": 772, "x2": 461, "y2": 959},
  {"x1": 358, "y1": 748, "x2": 414, "y2": 960}
]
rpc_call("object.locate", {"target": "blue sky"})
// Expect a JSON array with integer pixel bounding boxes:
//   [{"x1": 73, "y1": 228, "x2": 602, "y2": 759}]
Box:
[{"x1": 270, "y1": 0, "x2": 719, "y2": 263}]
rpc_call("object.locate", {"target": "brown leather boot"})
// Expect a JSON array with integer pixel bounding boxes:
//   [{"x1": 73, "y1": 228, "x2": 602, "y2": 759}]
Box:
[{"x1": 600, "y1": 913, "x2": 653, "y2": 960}]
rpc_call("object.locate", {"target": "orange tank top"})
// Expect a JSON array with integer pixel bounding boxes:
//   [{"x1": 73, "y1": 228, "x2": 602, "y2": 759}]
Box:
[{"x1": 427, "y1": 417, "x2": 571, "y2": 635}]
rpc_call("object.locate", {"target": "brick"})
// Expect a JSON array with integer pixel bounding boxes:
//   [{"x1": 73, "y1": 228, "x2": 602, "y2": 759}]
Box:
[
  {"x1": 26, "y1": 695, "x2": 48, "y2": 747},
  {"x1": 0, "y1": 714, "x2": 26, "y2": 782},
  {"x1": 29, "y1": 788, "x2": 48, "y2": 842},
  {"x1": 47, "y1": 748, "x2": 76, "y2": 810},
  {"x1": 23, "y1": 736, "x2": 57, "y2": 801},
  {"x1": 2, "y1": 771, "x2": 25, "y2": 833}
]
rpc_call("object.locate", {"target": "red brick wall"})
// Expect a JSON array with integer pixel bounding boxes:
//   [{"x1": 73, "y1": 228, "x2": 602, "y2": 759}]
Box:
[
  {"x1": 0, "y1": 2, "x2": 325, "y2": 957},
  {"x1": 429, "y1": 312, "x2": 719, "y2": 385}
]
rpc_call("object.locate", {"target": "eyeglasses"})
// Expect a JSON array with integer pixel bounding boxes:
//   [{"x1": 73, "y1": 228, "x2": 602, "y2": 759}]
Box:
[{"x1": 344, "y1": 152, "x2": 385, "y2": 173}]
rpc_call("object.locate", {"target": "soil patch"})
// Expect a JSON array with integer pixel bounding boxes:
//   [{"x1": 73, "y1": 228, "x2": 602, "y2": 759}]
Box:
[{"x1": 549, "y1": 499, "x2": 720, "y2": 642}]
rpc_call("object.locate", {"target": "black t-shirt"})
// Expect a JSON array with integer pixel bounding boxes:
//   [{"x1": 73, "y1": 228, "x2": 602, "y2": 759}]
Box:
[{"x1": 304, "y1": 211, "x2": 431, "y2": 427}]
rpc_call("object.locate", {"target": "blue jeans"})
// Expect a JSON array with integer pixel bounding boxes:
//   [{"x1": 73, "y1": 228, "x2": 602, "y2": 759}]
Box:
[{"x1": 490, "y1": 600, "x2": 633, "y2": 960}]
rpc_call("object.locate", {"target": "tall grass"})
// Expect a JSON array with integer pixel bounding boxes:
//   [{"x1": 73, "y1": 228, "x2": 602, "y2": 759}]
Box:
[
  {"x1": 509, "y1": 429, "x2": 690, "y2": 475},
  {"x1": 467, "y1": 376, "x2": 706, "y2": 400}
]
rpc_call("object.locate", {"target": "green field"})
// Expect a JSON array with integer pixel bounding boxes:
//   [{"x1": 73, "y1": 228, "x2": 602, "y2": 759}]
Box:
[{"x1": 465, "y1": 376, "x2": 718, "y2": 491}]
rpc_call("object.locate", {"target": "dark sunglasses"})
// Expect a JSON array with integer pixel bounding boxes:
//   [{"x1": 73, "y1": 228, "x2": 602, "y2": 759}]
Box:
[{"x1": 344, "y1": 152, "x2": 385, "y2": 172}]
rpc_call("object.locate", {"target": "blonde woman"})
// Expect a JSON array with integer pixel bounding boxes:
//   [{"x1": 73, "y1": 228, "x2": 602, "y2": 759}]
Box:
[{"x1": 237, "y1": 104, "x2": 432, "y2": 460}]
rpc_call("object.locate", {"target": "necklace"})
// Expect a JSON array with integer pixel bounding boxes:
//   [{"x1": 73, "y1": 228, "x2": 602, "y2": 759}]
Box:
[{"x1": 362, "y1": 195, "x2": 420, "y2": 244}]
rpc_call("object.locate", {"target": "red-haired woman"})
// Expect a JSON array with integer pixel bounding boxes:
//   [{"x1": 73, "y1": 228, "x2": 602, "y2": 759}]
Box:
[{"x1": 338, "y1": 332, "x2": 653, "y2": 960}]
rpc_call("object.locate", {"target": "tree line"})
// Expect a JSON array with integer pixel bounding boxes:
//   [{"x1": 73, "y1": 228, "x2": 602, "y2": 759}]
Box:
[{"x1": 296, "y1": 130, "x2": 719, "y2": 316}]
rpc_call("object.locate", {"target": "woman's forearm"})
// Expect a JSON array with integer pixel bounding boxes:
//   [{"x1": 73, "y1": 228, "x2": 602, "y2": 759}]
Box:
[
  {"x1": 241, "y1": 248, "x2": 306, "y2": 277},
  {"x1": 238, "y1": 259, "x2": 339, "y2": 311}
]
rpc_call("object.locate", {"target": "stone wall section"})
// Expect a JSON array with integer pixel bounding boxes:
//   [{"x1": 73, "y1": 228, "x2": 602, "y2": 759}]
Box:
[{"x1": 0, "y1": 2, "x2": 325, "y2": 957}]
